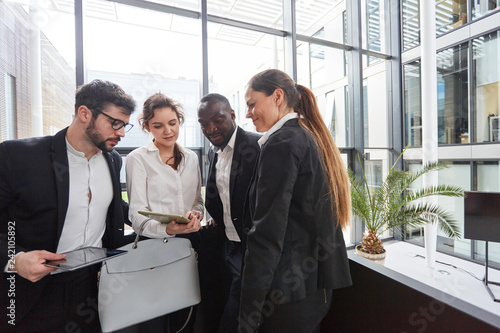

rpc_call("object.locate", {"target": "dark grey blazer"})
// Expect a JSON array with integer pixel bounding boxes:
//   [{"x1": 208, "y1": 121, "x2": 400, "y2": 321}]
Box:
[
  {"x1": 0, "y1": 127, "x2": 132, "y2": 321},
  {"x1": 239, "y1": 118, "x2": 352, "y2": 329},
  {"x1": 205, "y1": 126, "x2": 261, "y2": 239}
]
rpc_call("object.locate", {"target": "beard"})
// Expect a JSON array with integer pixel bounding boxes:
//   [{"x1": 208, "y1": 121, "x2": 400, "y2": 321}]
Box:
[{"x1": 86, "y1": 118, "x2": 119, "y2": 152}]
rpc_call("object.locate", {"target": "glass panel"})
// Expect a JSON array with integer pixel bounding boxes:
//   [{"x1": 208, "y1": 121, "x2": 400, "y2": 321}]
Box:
[
  {"x1": 363, "y1": 82, "x2": 369, "y2": 146},
  {"x1": 436, "y1": 0, "x2": 468, "y2": 36},
  {"x1": 0, "y1": 1, "x2": 76, "y2": 141},
  {"x1": 404, "y1": 61, "x2": 422, "y2": 147},
  {"x1": 364, "y1": 63, "x2": 388, "y2": 148},
  {"x1": 436, "y1": 43, "x2": 469, "y2": 145},
  {"x1": 208, "y1": 0, "x2": 283, "y2": 30},
  {"x1": 365, "y1": 160, "x2": 383, "y2": 191},
  {"x1": 473, "y1": 31, "x2": 500, "y2": 143},
  {"x1": 403, "y1": 0, "x2": 470, "y2": 49},
  {"x1": 362, "y1": 0, "x2": 384, "y2": 65},
  {"x1": 84, "y1": 1, "x2": 202, "y2": 149},
  {"x1": 207, "y1": 22, "x2": 284, "y2": 131},
  {"x1": 295, "y1": 0, "x2": 346, "y2": 41},
  {"x1": 402, "y1": 0, "x2": 420, "y2": 50},
  {"x1": 147, "y1": 0, "x2": 200, "y2": 11},
  {"x1": 474, "y1": 161, "x2": 500, "y2": 265},
  {"x1": 340, "y1": 152, "x2": 352, "y2": 245},
  {"x1": 4, "y1": 75, "x2": 17, "y2": 140},
  {"x1": 472, "y1": 0, "x2": 500, "y2": 20},
  {"x1": 324, "y1": 88, "x2": 349, "y2": 148},
  {"x1": 406, "y1": 162, "x2": 471, "y2": 258}
]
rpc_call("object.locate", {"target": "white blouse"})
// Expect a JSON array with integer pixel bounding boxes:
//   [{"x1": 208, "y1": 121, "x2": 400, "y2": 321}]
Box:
[{"x1": 125, "y1": 141, "x2": 204, "y2": 238}]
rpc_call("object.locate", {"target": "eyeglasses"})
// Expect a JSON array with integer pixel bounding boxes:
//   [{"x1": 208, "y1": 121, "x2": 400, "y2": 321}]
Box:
[{"x1": 94, "y1": 110, "x2": 134, "y2": 132}]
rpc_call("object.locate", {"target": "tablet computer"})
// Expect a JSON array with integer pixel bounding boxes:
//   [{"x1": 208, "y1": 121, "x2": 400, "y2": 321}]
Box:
[
  {"x1": 44, "y1": 247, "x2": 127, "y2": 271},
  {"x1": 138, "y1": 210, "x2": 190, "y2": 224}
]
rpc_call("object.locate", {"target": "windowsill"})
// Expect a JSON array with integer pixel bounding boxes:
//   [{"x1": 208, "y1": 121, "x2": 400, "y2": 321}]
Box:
[{"x1": 348, "y1": 241, "x2": 500, "y2": 329}]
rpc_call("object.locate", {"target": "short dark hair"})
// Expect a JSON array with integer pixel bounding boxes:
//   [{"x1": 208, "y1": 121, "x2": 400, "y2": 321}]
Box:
[
  {"x1": 75, "y1": 79, "x2": 136, "y2": 116},
  {"x1": 199, "y1": 93, "x2": 232, "y2": 110}
]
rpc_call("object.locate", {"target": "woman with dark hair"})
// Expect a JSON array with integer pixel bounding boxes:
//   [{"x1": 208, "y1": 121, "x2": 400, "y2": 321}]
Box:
[
  {"x1": 125, "y1": 93, "x2": 202, "y2": 332},
  {"x1": 126, "y1": 93, "x2": 202, "y2": 238},
  {"x1": 239, "y1": 69, "x2": 352, "y2": 333}
]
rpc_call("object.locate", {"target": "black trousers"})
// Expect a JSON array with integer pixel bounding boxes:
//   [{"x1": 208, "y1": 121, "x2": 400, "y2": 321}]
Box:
[
  {"x1": 257, "y1": 289, "x2": 332, "y2": 333},
  {"x1": 218, "y1": 238, "x2": 243, "y2": 333},
  {"x1": 7, "y1": 266, "x2": 101, "y2": 333}
]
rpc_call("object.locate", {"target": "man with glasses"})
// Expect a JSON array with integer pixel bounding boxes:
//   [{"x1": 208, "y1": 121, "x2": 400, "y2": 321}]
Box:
[{"x1": 0, "y1": 79, "x2": 136, "y2": 332}]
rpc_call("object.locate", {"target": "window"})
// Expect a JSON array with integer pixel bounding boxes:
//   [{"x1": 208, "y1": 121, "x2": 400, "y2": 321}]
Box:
[
  {"x1": 473, "y1": 31, "x2": 500, "y2": 143},
  {"x1": 4, "y1": 75, "x2": 17, "y2": 140},
  {"x1": 406, "y1": 161, "x2": 471, "y2": 259},
  {"x1": 83, "y1": 1, "x2": 203, "y2": 149},
  {"x1": 474, "y1": 161, "x2": 500, "y2": 266},
  {"x1": 436, "y1": 0, "x2": 468, "y2": 36},
  {"x1": 436, "y1": 43, "x2": 469, "y2": 145},
  {"x1": 207, "y1": 21, "x2": 284, "y2": 131},
  {"x1": 0, "y1": 1, "x2": 75, "y2": 140},
  {"x1": 402, "y1": 0, "x2": 420, "y2": 51},
  {"x1": 403, "y1": 61, "x2": 422, "y2": 147},
  {"x1": 472, "y1": 0, "x2": 500, "y2": 20},
  {"x1": 364, "y1": 0, "x2": 382, "y2": 65}
]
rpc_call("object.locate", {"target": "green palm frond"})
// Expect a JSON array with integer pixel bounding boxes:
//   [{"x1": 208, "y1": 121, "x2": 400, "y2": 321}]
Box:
[{"x1": 349, "y1": 150, "x2": 464, "y2": 244}]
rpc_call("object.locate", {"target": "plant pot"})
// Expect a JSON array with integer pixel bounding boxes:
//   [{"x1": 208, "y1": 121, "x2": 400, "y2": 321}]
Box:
[{"x1": 355, "y1": 245, "x2": 386, "y2": 265}]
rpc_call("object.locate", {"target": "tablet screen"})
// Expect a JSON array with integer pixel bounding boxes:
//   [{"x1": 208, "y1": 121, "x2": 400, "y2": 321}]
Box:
[{"x1": 44, "y1": 247, "x2": 127, "y2": 271}]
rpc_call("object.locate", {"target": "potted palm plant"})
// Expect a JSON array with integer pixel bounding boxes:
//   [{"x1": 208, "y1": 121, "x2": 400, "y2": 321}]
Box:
[{"x1": 349, "y1": 151, "x2": 464, "y2": 262}]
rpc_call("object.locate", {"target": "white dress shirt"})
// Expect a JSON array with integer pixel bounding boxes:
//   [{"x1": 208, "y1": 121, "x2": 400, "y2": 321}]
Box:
[
  {"x1": 258, "y1": 112, "x2": 299, "y2": 147},
  {"x1": 126, "y1": 141, "x2": 204, "y2": 238},
  {"x1": 57, "y1": 140, "x2": 112, "y2": 253},
  {"x1": 215, "y1": 129, "x2": 240, "y2": 242}
]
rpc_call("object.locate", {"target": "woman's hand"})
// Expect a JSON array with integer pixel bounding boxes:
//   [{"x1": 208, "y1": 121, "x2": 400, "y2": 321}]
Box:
[{"x1": 165, "y1": 211, "x2": 202, "y2": 235}]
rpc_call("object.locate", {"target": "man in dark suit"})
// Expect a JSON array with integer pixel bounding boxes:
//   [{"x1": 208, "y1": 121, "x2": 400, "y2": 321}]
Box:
[
  {"x1": 197, "y1": 93, "x2": 260, "y2": 333},
  {"x1": 0, "y1": 79, "x2": 136, "y2": 332}
]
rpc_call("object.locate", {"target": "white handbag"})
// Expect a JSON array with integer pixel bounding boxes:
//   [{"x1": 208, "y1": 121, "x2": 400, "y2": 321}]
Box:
[{"x1": 98, "y1": 220, "x2": 201, "y2": 332}]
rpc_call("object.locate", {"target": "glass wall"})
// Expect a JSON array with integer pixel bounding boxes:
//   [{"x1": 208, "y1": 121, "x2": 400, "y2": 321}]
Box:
[
  {"x1": 403, "y1": 61, "x2": 421, "y2": 147},
  {"x1": 0, "y1": 1, "x2": 75, "y2": 141},
  {"x1": 406, "y1": 161, "x2": 471, "y2": 258},
  {"x1": 401, "y1": 0, "x2": 420, "y2": 51},
  {"x1": 83, "y1": 1, "x2": 203, "y2": 149},
  {"x1": 436, "y1": 43, "x2": 469, "y2": 145},
  {"x1": 474, "y1": 161, "x2": 500, "y2": 265},
  {"x1": 362, "y1": 0, "x2": 385, "y2": 65},
  {"x1": 207, "y1": 22, "x2": 284, "y2": 130},
  {"x1": 472, "y1": 0, "x2": 500, "y2": 20},
  {"x1": 436, "y1": 0, "x2": 468, "y2": 36},
  {"x1": 473, "y1": 31, "x2": 500, "y2": 143}
]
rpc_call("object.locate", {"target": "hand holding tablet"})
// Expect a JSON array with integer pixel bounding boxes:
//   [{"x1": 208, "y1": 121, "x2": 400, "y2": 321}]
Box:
[
  {"x1": 44, "y1": 247, "x2": 127, "y2": 271},
  {"x1": 138, "y1": 210, "x2": 190, "y2": 224}
]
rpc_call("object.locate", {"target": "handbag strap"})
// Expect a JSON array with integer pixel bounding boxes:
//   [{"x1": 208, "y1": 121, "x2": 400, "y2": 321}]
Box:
[{"x1": 131, "y1": 218, "x2": 169, "y2": 249}]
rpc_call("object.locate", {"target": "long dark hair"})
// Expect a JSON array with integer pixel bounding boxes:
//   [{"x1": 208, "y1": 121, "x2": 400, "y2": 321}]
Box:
[
  {"x1": 140, "y1": 93, "x2": 184, "y2": 170},
  {"x1": 248, "y1": 69, "x2": 351, "y2": 229}
]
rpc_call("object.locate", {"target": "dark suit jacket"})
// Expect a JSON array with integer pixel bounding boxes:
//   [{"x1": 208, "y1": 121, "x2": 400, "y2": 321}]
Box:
[
  {"x1": 239, "y1": 119, "x2": 352, "y2": 330},
  {"x1": 0, "y1": 127, "x2": 132, "y2": 323},
  {"x1": 205, "y1": 126, "x2": 261, "y2": 239}
]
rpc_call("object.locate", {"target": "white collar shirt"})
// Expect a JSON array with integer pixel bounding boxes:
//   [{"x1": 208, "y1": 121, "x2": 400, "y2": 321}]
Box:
[
  {"x1": 56, "y1": 140, "x2": 112, "y2": 253},
  {"x1": 125, "y1": 141, "x2": 204, "y2": 238},
  {"x1": 258, "y1": 112, "x2": 299, "y2": 147},
  {"x1": 215, "y1": 128, "x2": 240, "y2": 242}
]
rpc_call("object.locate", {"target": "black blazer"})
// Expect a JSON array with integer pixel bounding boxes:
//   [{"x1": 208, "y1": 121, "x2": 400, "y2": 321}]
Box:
[
  {"x1": 205, "y1": 126, "x2": 260, "y2": 239},
  {"x1": 239, "y1": 119, "x2": 352, "y2": 328},
  {"x1": 0, "y1": 127, "x2": 132, "y2": 321}
]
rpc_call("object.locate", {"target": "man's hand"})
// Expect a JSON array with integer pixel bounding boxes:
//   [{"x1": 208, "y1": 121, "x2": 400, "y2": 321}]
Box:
[{"x1": 13, "y1": 251, "x2": 66, "y2": 282}]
